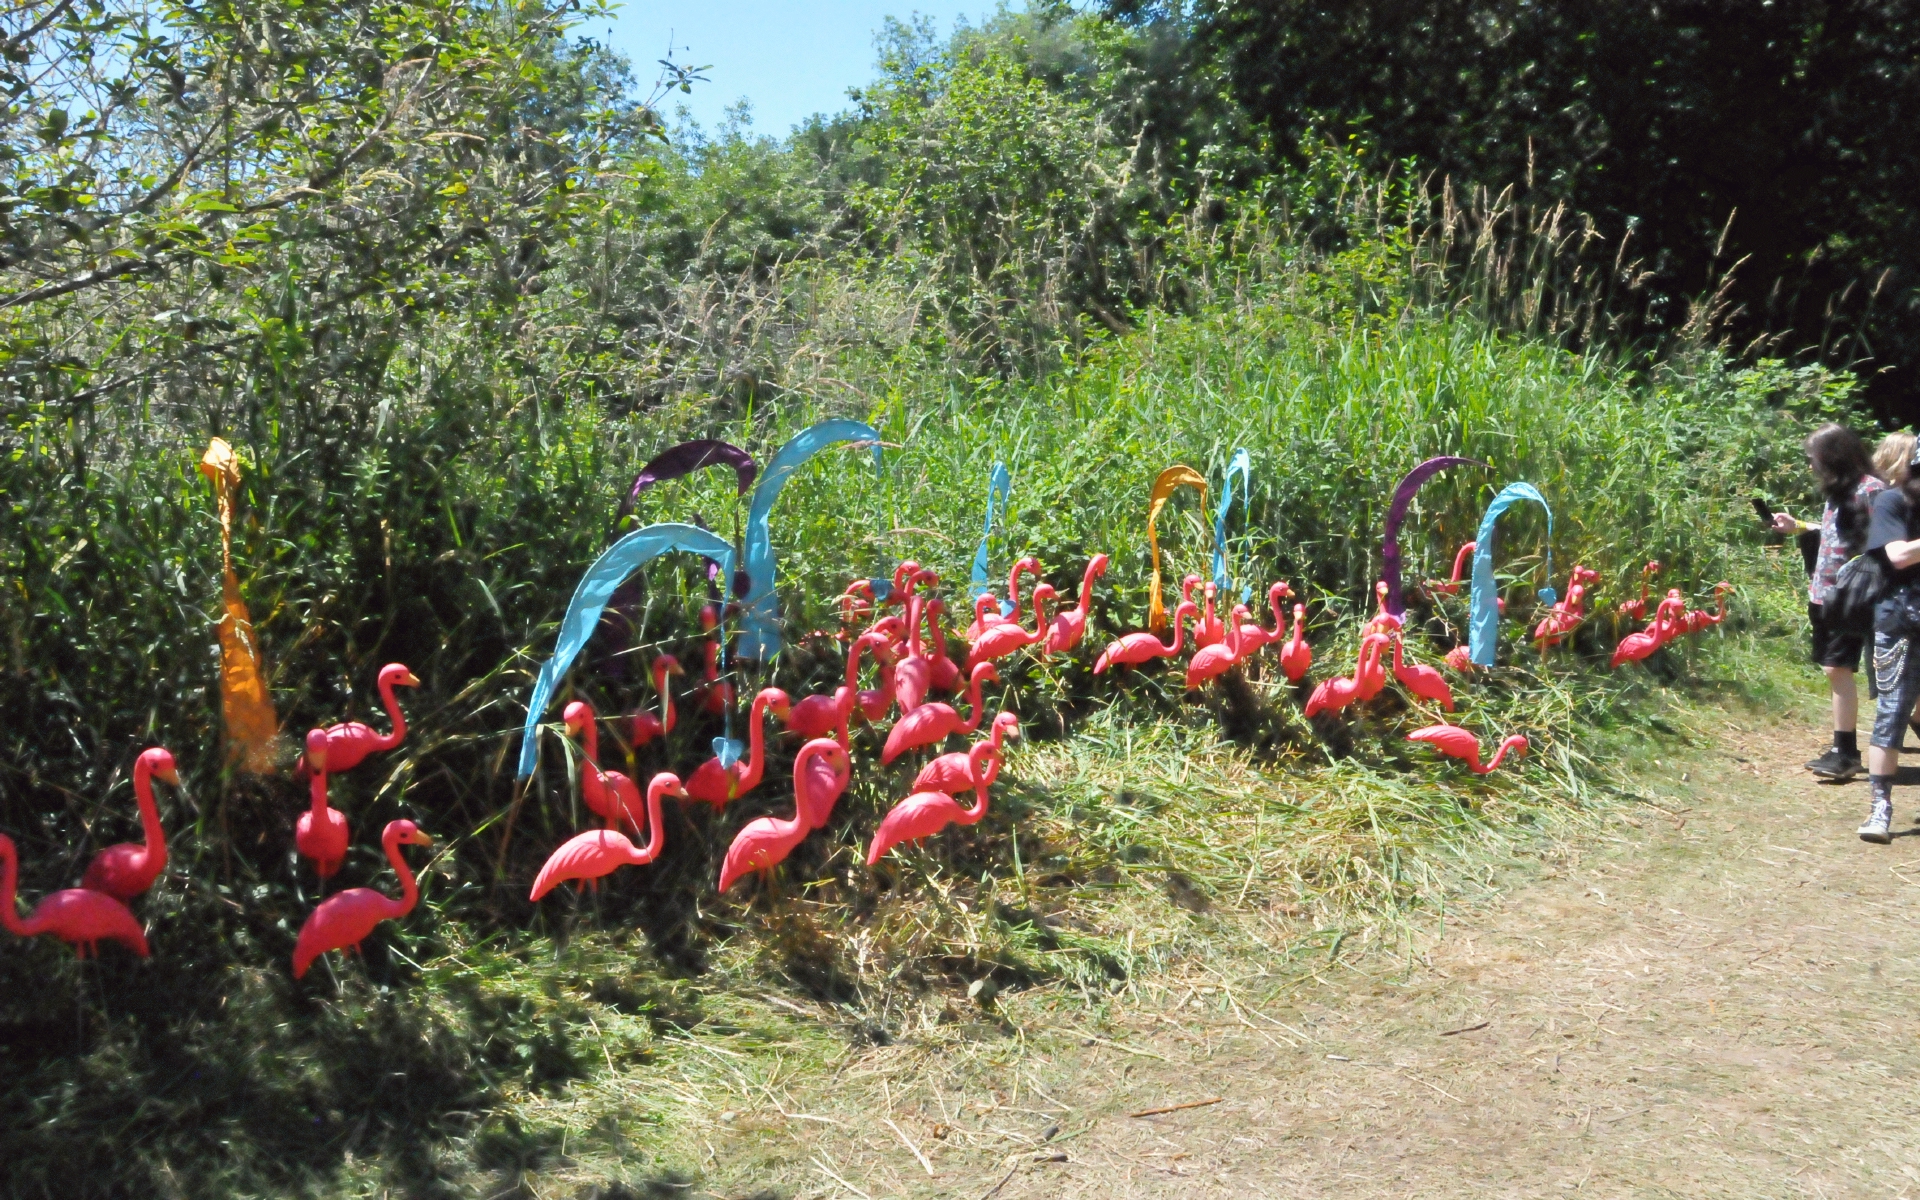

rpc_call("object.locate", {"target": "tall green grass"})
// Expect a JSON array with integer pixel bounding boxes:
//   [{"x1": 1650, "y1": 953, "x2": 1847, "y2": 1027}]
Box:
[{"x1": 0, "y1": 229, "x2": 1850, "y2": 1194}]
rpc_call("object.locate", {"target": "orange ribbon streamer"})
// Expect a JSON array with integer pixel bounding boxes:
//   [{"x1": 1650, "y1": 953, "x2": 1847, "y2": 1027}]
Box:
[
  {"x1": 1146, "y1": 465, "x2": 1208, "y2": 631},
  {"x1": 200, "y1": 439, "x2": 279, "y2": 772}
]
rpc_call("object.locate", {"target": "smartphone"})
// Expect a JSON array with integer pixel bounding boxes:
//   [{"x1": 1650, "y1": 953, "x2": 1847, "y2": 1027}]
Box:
[{"x1": 1751, "y1": 497, "x2": 1776, "y2": 527}]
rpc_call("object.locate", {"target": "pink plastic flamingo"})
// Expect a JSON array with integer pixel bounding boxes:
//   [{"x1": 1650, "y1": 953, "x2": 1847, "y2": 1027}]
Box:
[
  {"x1": 564, "y1": 701, "x2": 645, "y2": 832},
  {"x1": 1389, "y1": 636, "x2": 1454, "y2": 711},
  {"x1": 1618, "y1": 561, "x2": 1662, "y2": 621},
  {"x1": 967, "y1": 584, "x2": 1055, "y2": 671},
  {"x1": 913, "y1": 712, "x2": 1021, "y2": 794},
  {"x1": 882, "y1": 662, "x2": 999, "y2": 764},
  {"x1": 1278, "y1": 602, "x2": 1312, "y2": 682},
  {"x1": 695, "y1": 606, "x2": 734, "y2": 717},
  {"x1": 306, "y1": 663, "x2": 420, "y2": 775},
  {"x1": 857, "y1": 637, "x2": 902, "y2": 723},
  {"x1": 630, "y1": 655, "x2": 684, "y2": 747},
  {"x1": 0, "y1": 832, "x2": 148, "y2": 957},
  {"x1": 789, "y1": 633, "x2": 886, "y2": 746},
  {"x1": 1093, "y1": 599, "x2": 1198, "y2": 674},
  {"x1": 81, "y1": 746, "x2": 177, "y2": 901},
  {"x1": 867, "y1": 740, "x2": 1002, "y2": 866},
  {"x1": 1234, "y1": 582, "x2": 1292, "y2": 655},
  {"x1": 684, "y1": 688, "x2": 792, "y2": 808},
  {"x1": 1425, "y1": 542, "x2": 1476, "y2": 596},
  {"x1": 1532, "y1": 565, "x2": 1600, "y2": 650},
  {"x1": 1187, "y1": 574, "x2": 1226, "y2": 649},
  {"x1": 967, "y1": 556, "x2": 1043, "y2": 644},
  {"x1": 1364, "y1": 581, "x2": 1404, "y2": 636},
  {"x1": 1407, "y1": 725, "x2": 1528, "y2": 773},
  {"x1": 292, "y1": 819, "x2": 432, "y2": 977},
  {"x1": 529, "y1": 773, "x2": 686, "y2": 901},
  {"x1": 1186, "y1": 586, "x2": 1246, "y2": 689},
  {"x1": 1045, "y1": 555, "x2": 1110, "y2": 654},
  {"x1": 795, "y1": 729, "x2": 855, "y2": 830},
  {"x1": 296, "y1": 729, "x2": 349, "y2": 880},
  {"x1": 1303, "y1": 633, "x2": 1390, "y2": 717},
  {"x1": 894, "y1": 591, "x2": 934, "y2": 715},
  {"x1": 718, "y1": 740, "x2": 851, "y2": 891},
  {"x1": 924, "y1": 596, "x2": 962, "y2": 693}
]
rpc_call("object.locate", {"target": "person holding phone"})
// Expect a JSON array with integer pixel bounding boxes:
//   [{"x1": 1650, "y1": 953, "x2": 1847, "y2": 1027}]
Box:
[{"x1": 1770, "y1": 424, "x2": 1885, "y2": 781}]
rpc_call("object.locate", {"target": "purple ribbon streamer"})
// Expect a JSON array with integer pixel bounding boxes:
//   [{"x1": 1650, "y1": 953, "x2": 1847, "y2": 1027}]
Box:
[{"x1": 1381, "y1": 455, "x2": 1488, "y2": 616}]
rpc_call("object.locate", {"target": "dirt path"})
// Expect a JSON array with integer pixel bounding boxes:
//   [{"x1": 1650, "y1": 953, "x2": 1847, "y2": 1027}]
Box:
[{"x1": 732, "y1": 707, "x2": 1920, "y2": 1199}]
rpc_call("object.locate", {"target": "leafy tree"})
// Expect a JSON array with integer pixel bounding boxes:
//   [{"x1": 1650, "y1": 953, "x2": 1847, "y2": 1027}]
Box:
[{"x1": 1111, "y1": 0, "x2": 1920, "y2": 414}]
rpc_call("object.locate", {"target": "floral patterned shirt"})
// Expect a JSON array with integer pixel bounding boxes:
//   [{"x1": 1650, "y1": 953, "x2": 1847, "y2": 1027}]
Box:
[{"x1": 1812, "y1": 475, "x2": 1887, "y2": 604}]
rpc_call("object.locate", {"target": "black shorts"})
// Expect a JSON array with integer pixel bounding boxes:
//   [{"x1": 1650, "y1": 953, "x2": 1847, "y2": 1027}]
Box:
[{"x1": 1810, "y1": 602, "x2": 1866, "y2": 670}]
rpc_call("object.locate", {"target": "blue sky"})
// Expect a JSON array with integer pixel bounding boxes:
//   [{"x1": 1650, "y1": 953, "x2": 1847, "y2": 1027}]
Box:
[{"x1": 595, "y1": 2, "x2": 992, "y2": 136}]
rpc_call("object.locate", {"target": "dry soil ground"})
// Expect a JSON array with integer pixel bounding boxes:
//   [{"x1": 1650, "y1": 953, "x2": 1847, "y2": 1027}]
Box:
[{"x1": 683, "y1": 705, "x2": 1920, "y2": 1199}]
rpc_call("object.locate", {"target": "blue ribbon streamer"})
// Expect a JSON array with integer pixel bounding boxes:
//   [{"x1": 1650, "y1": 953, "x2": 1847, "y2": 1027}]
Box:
[
  {"x1": 1211, "y1": 449, "x2": 1253, "y2": 600},
  {"x1": 518, "y1": 523, "x2": 737, "y2": 778},
  {"x1": 969, "y1": 461, "x2": 1014, "y2": 617},
  {"x1": 738, "y1": 420, "x2": 886, "y2": 661},
  {"x1": 1468, "y1": 483, "x2": 1554, "y2": 667}
]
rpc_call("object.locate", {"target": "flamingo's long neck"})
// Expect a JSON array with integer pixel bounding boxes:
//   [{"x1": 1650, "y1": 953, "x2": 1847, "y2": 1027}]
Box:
[
  {"x1": 309, "y1": 769, "x2": 331, "y2": 820},
  {"x1": 957, "y1": 744, "x2": 996, "y2": 823},
  {"x1": 133, "y1": 758, "x2": 166, "y2": 866},
  {"x1": 0, "y1": 839, "x2": 29, "y2": 938},
  {"x1": 927, "y1": 604, "x2": 951, "y2": 659},
  {"x1": 958, "y1": 669, "x2": 990, "y2": 732},
  {"x1": 375, "y1": 676, "x2": 407, "y2": 751},
  {"x1": 633, "y1": 780, "x2": 670, "y2": 863},
  {"x1": 578, "y1": 717, "x2": 601, "y2": 767},
  {"x1": 1288, "y1": 605, "x2": 1305, "y2": 650},
  {"x1": 842, "y1": 635, "x2": 866, "y2": 690},
  {"x1": 383, "y1": 831, "x2": 420, "y2": 918},
  {"x1": 906, "y1": 595, "x2": 925, "y2": 657},
  {"x1": 738, "y1": 693, "x2": 772, "y2": 790},
  {"x1": 652, "y1": 662, "x2": 676, "y2": 732},
  {"x1": 1450, "y1": 542, "x2": 1475, "y2": 583},
  {"x1": 1077, "y1": 561, "x2": 1099, "y2": 613},
  {"x1": 1026, "y1": 589, "x2": 1052, "y2": 641},
  {"x1": 1162, "y1": 605, "x2": 1190, "y2": 655},
  {"x1": 1007, "y1": 561, "x2": 1031, "y2": 621},
  {"x1": 1482, "y1": 737, "x2": 1524, "y2": 772}
]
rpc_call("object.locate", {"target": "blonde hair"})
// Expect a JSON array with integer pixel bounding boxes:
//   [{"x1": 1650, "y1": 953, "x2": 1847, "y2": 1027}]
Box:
[{"x1": 1875, "y1": 432, "x2": 1915, "y2": 484}]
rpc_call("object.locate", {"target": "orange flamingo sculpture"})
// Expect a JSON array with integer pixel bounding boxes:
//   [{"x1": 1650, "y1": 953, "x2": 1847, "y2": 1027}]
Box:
[
  {"x1": 1278, "y1": 601, "x2": 1313, "y2": 682},
  {"x1": 304, "y1": 662, "x2": 420, "y2": 775},
  {"x1": 1389, "y1": 636, "x2": 1454, "y2": 711},
  {"x1": 684, "y1": 687, "x2": 792, "y2": 808},
  {"x1": 291, "y1": 819, "x2": 432, "y2": 978},
  {"x1": 529, "y1": 773, "x2": 686, "y2": 901},
  {"x1": 789, "y1": 632, "x2": 887, "y2": 746},
  {"x1": 563, "y1": 701, "x2": 645, "y2": 832},
  {"x1": 1304, "y1": 633, "x2": 1391, "y2": 718},
  {"x1": 1407, "y1": 725, "x2": 1529, "y2": 773},
  {"x1": 913, "y1": 712, "x2": 1021, "y2": 795},
  {"x1": 1045, "y1": 554, "x2": 1111, "y2": 654},
  {"x1": 0, "y1": 832, "x2": 148, "y2": 957},
  {"x1": 966, "y1": 556, "x2": 1043, "y2": 643},
  {"x1": 967, "y1": 584, "x2": 1055, "y2": 671},
  {"x1": 1424, "y1": 541, "x2": 1476, "y2": 596},
  {"x1": 1093, "y1": 599, "x2": 1199, "y2": 673},
  {"x1": 867, "y1": 740, "x2": 1002, "y2": 866},
  {"x1": 1186, "y1": 586, "x2": 1246, "y2": 688},
  {"x1": 882, "y1": 662, "x2": 999, "y2": 764},
  {"x1": 81, "y1": 746, "x2": 178, "y2": 901},
  {"x1": 1618, "y1": 560, "x2": 1662, "y2": 621},
  {"x1": 718, "y1": 740, "x2": 852, "y2": 891},
  {"x1": 629, "y1": 655, "x2": 684, "y2": 747},
  {"x1": 296, "y1": 729, "x2": 349, "y2": 880}
]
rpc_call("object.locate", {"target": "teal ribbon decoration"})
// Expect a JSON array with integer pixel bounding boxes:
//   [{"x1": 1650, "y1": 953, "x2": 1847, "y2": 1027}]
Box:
[
  {"x1": 518, "y1": 523, "x2": 737, "y2": 778},
  {"x1": 969, "y1": 461, "x2": 1014, "y2": 617},
  {"x1": 738, "y1": 420, "x2": 886, "y2": 661},
  {"x1": 1468, "y1": 483, "x2": 1554, "y2": 667},
  {"x1": 1211, "y1": 449, "x2": 1253, "y2": 601}
]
